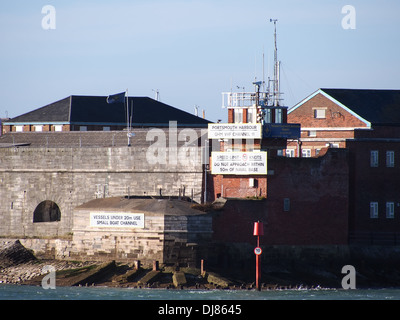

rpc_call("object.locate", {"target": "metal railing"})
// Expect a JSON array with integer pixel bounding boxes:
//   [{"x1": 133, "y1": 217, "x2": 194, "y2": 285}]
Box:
[{"x1": 222, "y1": 92, "x2": 270, "y2": 109}]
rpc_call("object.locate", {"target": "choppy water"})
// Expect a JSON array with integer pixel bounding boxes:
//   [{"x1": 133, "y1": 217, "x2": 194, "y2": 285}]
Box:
[{"x1": 1, "y1": 284, "x2": 400, "y2": 300}]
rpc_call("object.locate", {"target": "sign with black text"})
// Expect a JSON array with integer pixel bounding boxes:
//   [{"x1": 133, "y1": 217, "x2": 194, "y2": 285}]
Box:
[
  {"x1": 208, "y1": 123, "x2": 262, "y2": 139},
  {"x1": 90, "y1": 212, "x2": 145, "y2": 228},
  {"x1": 211, "y1": 152, "x2": 267, "y2": 175}
]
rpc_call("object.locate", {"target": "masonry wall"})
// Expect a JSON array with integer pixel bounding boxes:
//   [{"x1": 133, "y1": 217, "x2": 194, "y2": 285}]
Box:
[
  {"x1": 212, "y1": 149, "x2": 349, "y2": 245},
  {"x1": 71, "y1": 209, "x2": 212, "y2": 265},
  {"x1": 347, "y1": 130, "x2": 400, "y2": 244},
  {"x1": 0, "y1": 146, "x2": 203, "y2": 238}
]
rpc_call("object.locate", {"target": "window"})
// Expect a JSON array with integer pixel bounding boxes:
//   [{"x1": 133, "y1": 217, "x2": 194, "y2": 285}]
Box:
[
  {"x1": 314, "y1": 109, "x2": 326, "y2": 119},
  {"x1": 370, "y1": 150, "x2": 379, "y2": 167},
  {"x1": 286, "y1": 149, "x2": 295, "y2": 157},
  {"x1": 80, "y1": 126, "x2": 88, "y2": 131},
  {"x1": 234, "y1": 109, "x2": 243, "y2": 123},
  {"x1": 15, "y1": 125, "x2": 23, "y2": 132},
  {"x1": 54, "y1": 125, "x2": 63, "y2": 132},
  {"x1": 247, "y1": 108, "x2": 256, "y2": 123},
  {"x1": 275, "y1": 108, "x2": 283, "y2": 123},
  {"x1": 370, "y1": 202, "x2": 378, "y2": 218},
  {"x1": 308, "y1": 130, "x2": 316, "y2": 137},
  {"x1": 103, "y1": 126, "x2": 111, "y2": 131},
  {"x1": 386, "y1": 202, "x2": 395, "y2": 219},
  {"x1": 35, "y1": 125, "x2": 43, "y2": 132},
  {"x1": 265, "y1": 109, "x2": 271, "y2": 123},
  {"x1": 283, "y1": 198, "x2": 290, "y2": 212},
  {"x1": 302, "y1": 149, "x2": 311, "y2": 158},
  {"x1": 386, "y1": 151, "x2": 395, "y2": 167}
]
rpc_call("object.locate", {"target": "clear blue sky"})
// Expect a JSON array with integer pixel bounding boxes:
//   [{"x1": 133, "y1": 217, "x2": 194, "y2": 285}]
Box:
[{"x1": 1, "y1": 0, "x2": 399, "y2": 123}]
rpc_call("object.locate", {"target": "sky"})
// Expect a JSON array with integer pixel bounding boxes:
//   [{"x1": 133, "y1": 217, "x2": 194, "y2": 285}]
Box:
[{"x1": 1, "y1": 0, "x2": 399, "y2": 123}]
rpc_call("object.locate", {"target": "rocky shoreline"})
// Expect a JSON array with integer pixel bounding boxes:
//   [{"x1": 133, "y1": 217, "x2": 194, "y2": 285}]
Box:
[
  {"x1": 2, "y1": 240, "x2": 400, "y2": 290},
  {"x1": 0, "y1": 240, "x2": 319, "y2": 290}
]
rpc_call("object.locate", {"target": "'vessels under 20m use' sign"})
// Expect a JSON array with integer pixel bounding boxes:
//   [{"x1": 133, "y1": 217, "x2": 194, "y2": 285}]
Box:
[
  {"x1": 90, "y1": 212, "x2": 145, "y2": 228},
  {"x1": 211, "y1": 152, "x2": 267, "y2": 175}
]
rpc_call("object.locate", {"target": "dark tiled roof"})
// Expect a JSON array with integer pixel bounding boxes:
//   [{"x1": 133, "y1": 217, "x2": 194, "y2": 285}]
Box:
[
  {"x1": 75, "y1": 197, "x2": 208, "y2": 215},
  {"x1": 8, "y1": 97, "x2": 71, "y2": 123},
  {"x1": 5, "y1": 96, "x2": 211, "y2": 127},
  {"x1": 321, "y1": 89, "x2": 400, "y2": 125}
]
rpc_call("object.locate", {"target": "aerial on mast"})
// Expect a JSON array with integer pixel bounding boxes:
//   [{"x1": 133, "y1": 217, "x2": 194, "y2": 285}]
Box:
[
  {"x1": 270, "y1": 18, "x2": 281, "y2": 107},
  {"x1": 221, "y1": 18, "x2": 284, "y2": 123}
]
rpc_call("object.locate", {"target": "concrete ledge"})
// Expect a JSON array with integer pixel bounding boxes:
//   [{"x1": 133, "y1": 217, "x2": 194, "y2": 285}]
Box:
[
  {"x1": 206, "y1": 272, "x2": 233, "y2": 288},
  {"x1": 172, "y1": 271, "x2": 187, "y2": 288},
  {"x1": 137, "y1": 270, "x2": 160, "y2": 285}
]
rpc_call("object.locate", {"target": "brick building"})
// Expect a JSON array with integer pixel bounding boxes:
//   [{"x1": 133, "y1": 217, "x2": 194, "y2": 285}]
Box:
[
  {"x1": 347, "y1": 126, "x2": 400, "y2": 244},
  {"x1": 286, "y1": 88, "x2": 400, "y2": 244},
  {"x1": 209, "y1": 87, "x2": 400, "y2": 246},
  {"x1": 287, "y1": 88, "x2": 400, "y2": 157},
  {"x1": 207, "y1": 83, "x2": 351, "y2": 246}
]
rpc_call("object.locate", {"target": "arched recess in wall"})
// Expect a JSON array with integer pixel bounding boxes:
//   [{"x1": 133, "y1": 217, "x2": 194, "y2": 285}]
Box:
[{"x1": 33, "y1": 200, "x2": 61, "y2": 223}]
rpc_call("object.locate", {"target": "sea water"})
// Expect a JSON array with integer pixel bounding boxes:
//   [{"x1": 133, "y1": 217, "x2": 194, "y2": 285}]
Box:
[{"x1": 0, "y1": 284, "x2": 400, "y2": 300}]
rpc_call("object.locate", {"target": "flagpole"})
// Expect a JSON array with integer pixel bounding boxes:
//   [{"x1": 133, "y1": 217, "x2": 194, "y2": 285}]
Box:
[{"x1": 126, "y1": 88, "x2": 131, "y2": 146}]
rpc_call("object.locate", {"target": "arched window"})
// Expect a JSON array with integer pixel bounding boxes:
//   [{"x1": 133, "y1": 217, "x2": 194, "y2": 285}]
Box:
[{"x1": 33, "y1": 201, "x2": 61, "y2": 223}]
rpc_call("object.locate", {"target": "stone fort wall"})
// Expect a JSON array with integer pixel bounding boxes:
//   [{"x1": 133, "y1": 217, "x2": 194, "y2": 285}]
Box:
[{"x1": 0, "y1": 146, "x2": 204, "y2": 238}]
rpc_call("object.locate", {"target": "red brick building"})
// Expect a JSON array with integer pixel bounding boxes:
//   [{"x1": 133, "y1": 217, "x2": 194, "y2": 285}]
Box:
[
  {"x1": 286, "y1": 88, "x2": 400, "y2": 244},
  {"x1": 211, "y1": 148, "x2": 349, "y2": 245},
  {"x1": 208, "y1": 85, "x2": 351, "y2": 245},
  {"x1": 347, "y1": 126, "x2": 400, "y2": 244},
  {"x1": 287, "y1": 88, "x2": 400, "y2": 158},
  {"x1": 210, "y1": 87, "x2": 400, "y2": 246}
]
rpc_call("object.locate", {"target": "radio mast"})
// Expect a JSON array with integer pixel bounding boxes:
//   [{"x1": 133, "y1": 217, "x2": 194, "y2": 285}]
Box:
[{"x1": 270, "y1": 19, "x2": 281, "y2": 107}]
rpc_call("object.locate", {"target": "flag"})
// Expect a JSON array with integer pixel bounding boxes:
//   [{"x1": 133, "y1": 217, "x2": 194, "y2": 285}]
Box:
[{"x1": 106, "y1": 91, "x2": 125, "y2": 104}]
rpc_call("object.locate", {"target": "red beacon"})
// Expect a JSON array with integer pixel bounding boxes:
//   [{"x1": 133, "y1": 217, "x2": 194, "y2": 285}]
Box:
[{"x1": 253, "y1": 221, "x2": 264, "y2": 291}]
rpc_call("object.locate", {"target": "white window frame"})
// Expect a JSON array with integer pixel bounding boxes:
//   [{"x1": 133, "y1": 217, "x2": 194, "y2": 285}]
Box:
[
  {"x1": 370, "y1": 202, "x2": 379, "y2": 219},
  {"x1": 275, "y1": 108, "x2": 282, "y2": 123},
  {"x1": 247, "y1": 108, "x2": 256, "y2": 123},
  {"x1": 386, "y1": 202, "x2": 395, "y2": 219},
  {"x1": 234, "y1": 109, "x2": 243, "y2": 123},
  {"x1": 314, "y1": 109, "x2": 326, "y2": 119},
  {"x1": 286, "y1": 149, "x2": 295, "y2": 158},
  {"x1": 370, "y1": 150, "x2": 379, "y2": 167},
  {"x1": 302, "y1": 149, "x2": 311, "y2": 158},
  {"x1": 265, "y1": 109, "x2": 272, "y2": 123},
  {"x1": 386, "y1": 151, "x2": 395, "y2": 167}
]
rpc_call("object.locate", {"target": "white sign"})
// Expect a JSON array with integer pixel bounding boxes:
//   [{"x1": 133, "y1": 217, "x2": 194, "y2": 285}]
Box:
[
  {"x1": 211, "y1": 152, "x2": 267, "y2": 175},
  {"x1": 90, "y1": 212, "x2": 144, "y2": 228},
  {"x1": 208, "y1": 123, "x2": 262, "y2": 139}
]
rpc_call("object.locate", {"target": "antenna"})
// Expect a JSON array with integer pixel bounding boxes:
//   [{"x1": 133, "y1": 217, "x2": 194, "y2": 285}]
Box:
[
  {"x1": 270, "y1": 18, "x2": 280, "y2": 107},
  {"x1": 152, "y1": 89, "x2": 160, "y2": 101}
]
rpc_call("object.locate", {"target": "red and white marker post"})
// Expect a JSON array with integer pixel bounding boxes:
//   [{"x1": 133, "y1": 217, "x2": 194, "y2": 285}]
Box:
[{"x1": 253, "y1": 221, "x2": 264, "y2": 291}]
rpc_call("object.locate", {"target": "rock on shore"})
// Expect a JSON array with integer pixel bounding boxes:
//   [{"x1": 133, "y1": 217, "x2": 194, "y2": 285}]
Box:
[{"x1": 0, "y1": 240, "x2": 96, "y2": 285}]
